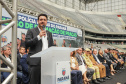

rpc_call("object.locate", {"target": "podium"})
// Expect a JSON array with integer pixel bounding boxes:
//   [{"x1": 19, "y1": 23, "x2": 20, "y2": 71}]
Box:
[{"x1": 31, "y1": 47, "x2": 77, "y2": 84}]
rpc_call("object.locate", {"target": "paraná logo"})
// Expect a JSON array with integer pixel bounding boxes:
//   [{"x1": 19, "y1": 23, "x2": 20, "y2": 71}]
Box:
[{"x1": 62, "y1": 69, "x2": 66, "y2": 76}]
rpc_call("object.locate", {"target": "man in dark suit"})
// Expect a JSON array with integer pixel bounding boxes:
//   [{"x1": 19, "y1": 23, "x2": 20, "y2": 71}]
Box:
[
  {"x1": 25, "y1": 14, "x2": 53, "y2": 84},
  {"x1": 1, "y1": 46, "x2": 23, "y2": 84},
  {"x1": 17, "y1": 46, "x2": 25, "y2": 84}
]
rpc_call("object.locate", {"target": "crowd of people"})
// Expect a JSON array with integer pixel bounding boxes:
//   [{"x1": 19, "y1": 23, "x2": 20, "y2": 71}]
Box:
[
  {"x1": 1, "y1": 37, "x2": 126, "y2": 84},
  {"x1": 0, "y1": 33, "x2": 29, "y2": 84},
  {"x1": 70, "y1": 45, "x2": 126, "y2": 84}
]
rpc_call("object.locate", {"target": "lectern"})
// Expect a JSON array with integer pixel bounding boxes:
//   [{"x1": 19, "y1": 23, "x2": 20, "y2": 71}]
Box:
[{"x1": 31, "y1": 47, "x2": 77, "y2": 84}]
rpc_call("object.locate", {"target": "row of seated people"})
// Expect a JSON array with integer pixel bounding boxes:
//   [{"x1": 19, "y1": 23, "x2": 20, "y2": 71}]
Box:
[
  {"x1": 1, "y1": 46, "x2": 29, "y2": 84},
  {"x1": 0, "y1": 45, "x2": 125, "y2": 84},
  {"x1": 70, "y1": 48, "x2": 125, "y2": 84}
]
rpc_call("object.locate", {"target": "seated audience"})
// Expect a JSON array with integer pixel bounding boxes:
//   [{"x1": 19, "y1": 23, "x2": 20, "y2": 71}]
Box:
[
  {"x1": 104, "y1": 49, "x2": 116, "y2": 75},
  {"x1": 92, "y1": 49, "x2": 106, "y2": 81},
  {"x1": 83, "y1": 48, "x2": 103, "y2": 84},
  {"x1": 107, "y1": 48, "x2": 121, "y2": 72},
  {"x1": 75, "y1": 48, "x2": 94, "y2": 84},
  {"x1": 98, "y1": 49, "x2": 111, "y2": 79},
  {"x1": 113, "y1": 49, "x2": 124, "y2": 69},
  {"x1": 70, "y1": 51, "x2": 83, "y2": 84}
]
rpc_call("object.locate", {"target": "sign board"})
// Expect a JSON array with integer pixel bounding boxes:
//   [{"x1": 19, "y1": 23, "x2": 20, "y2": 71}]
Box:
[
  {"x1": 2, "y1": 8, "x2": 83, "y2": 48},
  {"x1": 56, "y1": 61, "x2": 70, "y2": 84}
]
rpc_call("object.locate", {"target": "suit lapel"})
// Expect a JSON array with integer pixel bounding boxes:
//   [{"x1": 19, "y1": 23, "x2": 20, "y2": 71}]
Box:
[{"x1": 35, "y1": 27, "x2": 40, "y2": 35}]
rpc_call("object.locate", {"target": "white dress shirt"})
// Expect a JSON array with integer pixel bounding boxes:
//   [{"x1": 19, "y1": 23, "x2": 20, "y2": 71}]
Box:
[
  {"x1": 20, "y1": 53, "x2": 23, "y2": 58},
  {"x1": 94, "y1": 54, "x2": 100, "y2": 64},
  {"x1": 79, "y1": 55, "x2": 85, "y2": 66},
  {"x1": 37, "y1": 27, "x2": 48, "y2": 51}
]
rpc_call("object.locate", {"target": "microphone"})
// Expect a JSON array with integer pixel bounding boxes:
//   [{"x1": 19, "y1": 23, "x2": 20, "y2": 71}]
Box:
[
  {"x1": 42, "y1": 25, "x2": 46, "y2": 30},
  {"x1": 42, "y1": 25, "x2": 46, "y2": 37}
]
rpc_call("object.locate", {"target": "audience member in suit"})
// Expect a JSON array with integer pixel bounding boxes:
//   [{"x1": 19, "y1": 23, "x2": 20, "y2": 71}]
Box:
[
  {"x1": 17, "y1": 46, "x2": 26, "y2": 84},
  {"x1": 1, "y1": 46, "x2": 11, "y2": 84},
  {"x1": 20, "y1": 54, "x2": 29, "y2": 84},
  {"x1": 83, "y1": 48, "x2": 105, "y2": 84},
  {"x1": 104, "y1": 49, "x2": 116, "y2": 75},
  {"x1": 92, "y1": 49, "x2": 106, "y2": 81},
  {"x1": 113, "y1": 49, "x2": 124, "y2": 68},
  {"x1": 25, "y1": 14, "x2": 53, "y2": 84},
  {"x1": 107, "y1": 49, "x2": 120, "y2": 72},
  {"x1": 1, "y1": 46, "x2": 22, "y2": 84},
  {"x1": 17, "y1": 46, "x2": 26, "y2": 72},
  {"x1": 98, "y1": 49, "x2": 111, "y2": 79},
  {"x1": 20, "y1": 48, "x2": 30, "y2": 84},
  {"x1": 75, "y1": 48, "x2": 95, "y2": 84},
  {"x1": 70, "y1": 51, "x2": 83, "y2": 84},
  {"x1": 118, "y1": 52, "x2": 125, "y2": 69}
]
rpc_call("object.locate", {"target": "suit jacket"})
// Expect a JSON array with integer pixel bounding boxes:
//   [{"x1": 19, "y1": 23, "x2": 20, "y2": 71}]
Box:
[
  {"x1": 25, "y1": 27, "x2": 53, "y2": 65},
  {"x1": 20, "y1": 54, "x2": 29, "y2": 83},
  {"x1": 1, "y1": 54, "x2": 11, "y2": 68},
  {"x1": 17, "y1": 54, "x2": 22, "y2": 71},
  {"x1": 75, "y1": 53, "x2": 86, "y2": 66},
  {"x1": 103, "y1": 53, "x2": 112, "y2": 63},
  {"x1": 107, "y1": 53, "x2": 117, "y2": 62},
  {"x1": 98, "y1": 54, "x2": 105, "y2": 63},
  {"x1": 89, "y1": 54, "x2": 98, "y2": 64}
]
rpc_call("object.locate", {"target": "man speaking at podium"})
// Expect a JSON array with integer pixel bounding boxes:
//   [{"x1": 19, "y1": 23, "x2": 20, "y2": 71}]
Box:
[{"x1": 25, "y1": 14, "x2": 53, "y2": 84}]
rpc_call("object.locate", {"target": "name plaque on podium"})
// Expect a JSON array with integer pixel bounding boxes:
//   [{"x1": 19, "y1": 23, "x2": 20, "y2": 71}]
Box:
[{"x1": 56, "y1": 61, "x2": 70, "y2": 84}]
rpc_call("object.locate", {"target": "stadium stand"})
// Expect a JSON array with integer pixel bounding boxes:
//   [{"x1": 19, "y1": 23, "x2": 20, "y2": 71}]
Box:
[{"x1": 1, "y1": 0, "x2": 126, "y2": 84}]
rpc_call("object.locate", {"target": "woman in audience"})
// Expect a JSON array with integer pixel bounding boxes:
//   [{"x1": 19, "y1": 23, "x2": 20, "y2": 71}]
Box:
[{"x1": 70, "y1": 51, "x2": 89, "y2": 84}]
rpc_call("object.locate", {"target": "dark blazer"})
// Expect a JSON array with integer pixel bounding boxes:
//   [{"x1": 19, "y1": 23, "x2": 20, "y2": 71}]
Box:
[
  {"x1": 25, "y1": 27, "x2": 53, "y2": 65},
  {"x1": 20, "y1": 54, "x2": 29, "y2": 84},
  {"x1": 17, "y1": 54, "x2": 22, "y2": 71},
  {"x1": 1, "y1": 54, "x2": 11, "y2": 68},
  {"x1": 103, "y1": 53, "x2": 112, "y2": 63},
  {"x1": 107, "y1": 53, "x2": 117, "y2": 62},
  {"x1": 75, "y1": 53, "x2": 86, "y2": 66},
  {"x1": 98, "y1": 54, "x2": 105, "y2": 63}
]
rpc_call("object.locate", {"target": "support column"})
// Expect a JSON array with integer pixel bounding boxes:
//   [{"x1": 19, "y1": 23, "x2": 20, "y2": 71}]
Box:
[{"x1": 11, "y1": 0, "x2": 17, "y2": 84}]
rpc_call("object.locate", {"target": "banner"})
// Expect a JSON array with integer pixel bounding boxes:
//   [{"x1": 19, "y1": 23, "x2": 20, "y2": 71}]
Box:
[{"x1": 1, "y1": 8, "x2": 83, "y2": 48}]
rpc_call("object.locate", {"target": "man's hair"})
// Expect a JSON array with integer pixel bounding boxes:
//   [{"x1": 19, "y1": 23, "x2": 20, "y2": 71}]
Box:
[
  {"x1": 82, "y1": 48, "x2": 85, "y2": 51},
  {"x1": 22, "y1": 33, "x2": 25, "y2": 35},
  {"x1": 3, "y1": 46, "x2": 11, "y2": 51},
  {"x1": 38, "y1": 14, "x2": 48, "y2": 20},
  {"x1": 19, "y1": 46, "x2": 25, "y2": 50}
]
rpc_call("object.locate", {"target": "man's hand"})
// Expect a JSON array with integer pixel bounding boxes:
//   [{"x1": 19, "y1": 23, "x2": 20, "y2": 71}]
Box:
[{"x1": 39, "y1": 30, "x2": 46, "y2": 37}]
